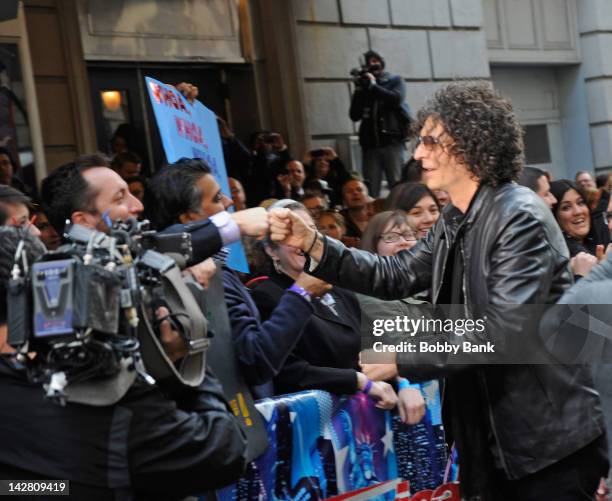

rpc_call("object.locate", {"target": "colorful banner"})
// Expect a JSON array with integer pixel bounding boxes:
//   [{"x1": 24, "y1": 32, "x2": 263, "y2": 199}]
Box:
[
  {"x1": 212, "y1": 381, "x2": 453, "y2": 500},
  {"x1": 144, "y1": 77, "x2": 248, "y2": 272}
]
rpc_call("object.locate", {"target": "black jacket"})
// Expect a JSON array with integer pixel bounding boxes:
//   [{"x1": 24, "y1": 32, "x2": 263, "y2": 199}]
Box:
[
  {"x1": 250, "y1": 271, "x2": 362, "y2": 395},
  {"x1": 0, "y1": 360, "x2": 247, "y2": 500},
  {"x1": 308, "y1": 183, "x2": 606, "y2": 495},
  {"x1": 349, "y1": 72, "x2": 411, "y2": 149}
]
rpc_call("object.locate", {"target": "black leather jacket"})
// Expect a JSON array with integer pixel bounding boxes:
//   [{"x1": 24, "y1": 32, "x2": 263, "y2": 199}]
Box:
[{"x1": 308, "y1": 183, "x2": 606, "y2": 489}]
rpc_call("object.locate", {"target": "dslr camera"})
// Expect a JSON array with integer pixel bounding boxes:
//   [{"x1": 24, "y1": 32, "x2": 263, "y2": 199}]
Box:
[
  {"x1": 6, "y1": 219, "x2": 209, "y2": 404},
  {"x1": 350, "y1": 61, "x2": 382, "y2": 88}
]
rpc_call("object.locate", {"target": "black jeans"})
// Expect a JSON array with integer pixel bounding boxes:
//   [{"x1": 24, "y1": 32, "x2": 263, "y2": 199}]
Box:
[{"x1": 493, "y1": 433, "x2": 609, "y2": 500}]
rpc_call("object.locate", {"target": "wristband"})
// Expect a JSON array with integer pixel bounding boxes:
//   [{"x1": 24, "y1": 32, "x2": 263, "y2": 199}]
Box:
[
  {"x1": 287, "y1": 283, "x2": 312, "y2": 303},
  {"x1": 305, "y1": 230, "x2": 320, "y2": 255},
  {"x1": 363, "y1": 378, "x2": 373, "y2": 395}
]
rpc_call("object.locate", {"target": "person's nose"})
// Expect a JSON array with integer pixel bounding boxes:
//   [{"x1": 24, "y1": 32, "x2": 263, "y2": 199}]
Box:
[
  {"x1": 422, "y1": 211, "x2": 435, "y2": 224},
  {"x1": 28, "y1": 224, "x2": 41, "y2": 238},
  {"x1": 128, "y1": 193, "x2": 144, "y2": 215},
  {"x1": 222, "y1": 194, "x2": 234, "y2": 210},
  {"x1": 414, "y1": 142, "x2": 427, "y2": 161}
]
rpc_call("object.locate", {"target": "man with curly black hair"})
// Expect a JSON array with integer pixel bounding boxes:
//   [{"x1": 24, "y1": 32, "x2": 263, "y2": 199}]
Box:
[{"x1": 269, "y1": 82, "x2": 608, "y2": 500}]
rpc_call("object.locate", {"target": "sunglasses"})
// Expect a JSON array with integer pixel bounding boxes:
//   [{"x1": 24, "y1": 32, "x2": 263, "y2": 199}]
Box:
[
  {"x1": 379, "y1": 231, "x2": 417, "y2": 244},
  {"x1": 415, "y1": 135, "x2": 446, "y2": 149}
]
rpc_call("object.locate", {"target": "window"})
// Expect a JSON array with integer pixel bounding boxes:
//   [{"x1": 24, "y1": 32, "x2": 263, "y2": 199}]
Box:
[{"x1": 523, "y1": 124, "x2": 551, "y2": 165}]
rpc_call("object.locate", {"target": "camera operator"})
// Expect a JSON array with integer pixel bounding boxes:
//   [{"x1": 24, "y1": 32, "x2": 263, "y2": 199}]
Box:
[
  {"x1": 0, "y1": 226, "x2": 247, "y2": 499},
  {"x1": 349, "y1": 50, "x2": 411, "y2": 197}
]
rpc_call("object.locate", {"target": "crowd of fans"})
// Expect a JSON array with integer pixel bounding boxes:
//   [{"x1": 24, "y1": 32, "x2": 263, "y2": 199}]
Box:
[{"x1": 1, "y1": 123, "x2": 611, "y2": 402}]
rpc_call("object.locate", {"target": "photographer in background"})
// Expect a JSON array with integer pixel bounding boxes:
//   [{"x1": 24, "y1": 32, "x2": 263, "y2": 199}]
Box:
[
  {"x1": 0, "y1": 226, "x2": 247, "y2": 499},
  {"x1": 350, "y1": 50, "x2": 411, "y2": 197}
]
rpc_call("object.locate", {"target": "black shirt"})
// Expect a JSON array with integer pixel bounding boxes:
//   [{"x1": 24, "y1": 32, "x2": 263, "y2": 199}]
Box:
[{"x1": 0, "y1": 358, "x2": 246, "y2": 500}]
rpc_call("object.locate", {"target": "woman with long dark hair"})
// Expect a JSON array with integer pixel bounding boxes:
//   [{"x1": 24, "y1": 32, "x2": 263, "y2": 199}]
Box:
[
  {"x1": 385, "y1": 182, "x2": 441, "y2": 239},
  {"x1": 550, "y1": 179, "x2": 610, "y2": 278}
]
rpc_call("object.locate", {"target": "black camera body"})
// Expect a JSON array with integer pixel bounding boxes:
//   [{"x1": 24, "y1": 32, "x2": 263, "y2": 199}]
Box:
[
  {"x1": 350, "y1": 62, "x2": 382, "y2": 88},
  {"x1": 6, "y1": 219, "x2": 208, "y2": 404}
]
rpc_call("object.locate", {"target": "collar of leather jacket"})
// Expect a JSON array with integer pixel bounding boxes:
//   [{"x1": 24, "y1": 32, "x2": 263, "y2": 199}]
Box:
[{"x1": 440, "y1": 183, "x2": 486, "y2": 244}]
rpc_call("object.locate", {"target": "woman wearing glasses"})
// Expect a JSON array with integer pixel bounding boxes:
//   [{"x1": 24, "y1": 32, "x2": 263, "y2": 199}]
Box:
[
  {"x1": 357, "y1": 210, "x2": 428, "y2": 425},
  {"x1": 360, "y1": 210, "x2": 419, "y2": 256}
]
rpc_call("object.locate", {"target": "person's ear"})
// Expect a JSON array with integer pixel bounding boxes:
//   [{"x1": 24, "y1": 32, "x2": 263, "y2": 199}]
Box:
[
  {"x1": 71, "y1": 211, "x2": 97, "y2": 229},
  {"x1": 178, "y1": 212, "x2": 200, "y2": 225}
]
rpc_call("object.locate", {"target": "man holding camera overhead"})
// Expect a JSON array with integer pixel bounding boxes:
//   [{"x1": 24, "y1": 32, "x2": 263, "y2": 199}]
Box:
[{"x1": 350, "y1": 50, "x2": 412, "y2": 197}]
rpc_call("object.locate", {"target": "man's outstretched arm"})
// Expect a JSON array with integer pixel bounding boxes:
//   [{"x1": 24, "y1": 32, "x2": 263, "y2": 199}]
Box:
[{"x1": 269, "y1": 208, "x2": 433, "y2": 300}]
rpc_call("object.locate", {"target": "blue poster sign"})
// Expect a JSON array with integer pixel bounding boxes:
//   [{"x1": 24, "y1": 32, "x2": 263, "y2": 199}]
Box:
[{"x1": 145, "y1": 76, "x2": 248, "y2": 272}]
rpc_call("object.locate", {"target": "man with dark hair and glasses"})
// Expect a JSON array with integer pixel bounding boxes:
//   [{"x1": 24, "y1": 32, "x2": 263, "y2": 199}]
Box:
[{"x1": 270, "y1": 82, "x2": 608, "y2": 500}]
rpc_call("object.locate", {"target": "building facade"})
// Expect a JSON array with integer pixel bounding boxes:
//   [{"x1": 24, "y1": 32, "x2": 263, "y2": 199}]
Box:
[{"x1": 0, "y1": 0, "x2": 611, "y2": 184}]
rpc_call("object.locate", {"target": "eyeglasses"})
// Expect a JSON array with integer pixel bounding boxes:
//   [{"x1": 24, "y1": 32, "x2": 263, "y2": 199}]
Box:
[
  {"x1": 415, "y1": 135, "x2": 446, "y2": 150},
  {"x1": 603, "y1": 211, "x2": 612, "y2": 226},
  {"x1": 379, "y1": 231, "x2": 417, "y2": 243}
]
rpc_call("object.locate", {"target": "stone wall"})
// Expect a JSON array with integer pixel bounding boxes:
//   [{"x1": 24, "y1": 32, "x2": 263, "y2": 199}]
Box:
[
  {"x1": 291, "y1": 0, "x2": 490, "y2": 158},
  {"x1": 578, "y1": 0, "x2": 612, "y2": 171}
]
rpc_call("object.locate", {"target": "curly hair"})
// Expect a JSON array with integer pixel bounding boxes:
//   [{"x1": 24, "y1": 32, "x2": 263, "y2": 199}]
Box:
[{"x1": 414, "y1": 82, "x2": 524, "y2": 186}]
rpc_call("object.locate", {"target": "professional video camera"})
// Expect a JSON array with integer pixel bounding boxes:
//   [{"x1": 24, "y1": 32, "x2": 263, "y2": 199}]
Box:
[{"x1": 6, "y1": 219, "x2": 209, "y2": 405}]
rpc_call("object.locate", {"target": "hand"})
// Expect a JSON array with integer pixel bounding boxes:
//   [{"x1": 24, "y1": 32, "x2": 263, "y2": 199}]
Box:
[
  {"x1": 270, "y1": 133, "x2": 286, "y2": 151},
  {"x1": 570, "y1": 251, "x2": 598, "y2": 277},
  {"x1": 323, "y1": 147, "x2": 337, "y2": 160},
  {"x1": 364, "y1": 72, "x2": 376, "y2": 86},
  {"x1": 294, "y1": 273, "x2": 332, "y2": 298},
  {"x1": 231, "y1": 207, "x2": 269, "y2": 240},
  {"x1": 184, "y1": 258, "x2": 216, "y2": 289},
  {"x1": 397, "y1": 387, "x2": 426, "y2": 425},
  {"x1": 175, "y1": 82, "x2": 199, "y2": 103},
  {"x1": 156, "y1": 307, "x2": 188, "y2": 362},
  {"x1": 361, "y1": 362, "x2": 398, "y2": 381},
  {"x1": 596, "y1": 477, "x2": 611, "y2": 501},
  {"x1": 596, "y1": 244, "x2": 612, "y2": 262},
  {"x1": 368, "y1": 380, "x2": 399, "y2": 410},
  {"x1": 268, "y1": 208, "x2": 315, "y2": 251}
]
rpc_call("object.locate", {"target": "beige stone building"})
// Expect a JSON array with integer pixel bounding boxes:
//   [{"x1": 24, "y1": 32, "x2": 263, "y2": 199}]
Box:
[{"x1": 0, "y1": 0, "x2": 610, "y2": 185}]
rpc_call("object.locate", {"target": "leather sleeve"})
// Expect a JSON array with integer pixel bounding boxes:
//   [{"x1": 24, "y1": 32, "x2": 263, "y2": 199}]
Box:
[{"x1": 307, "y1": 231, "x2": 435, "y2": 300}]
